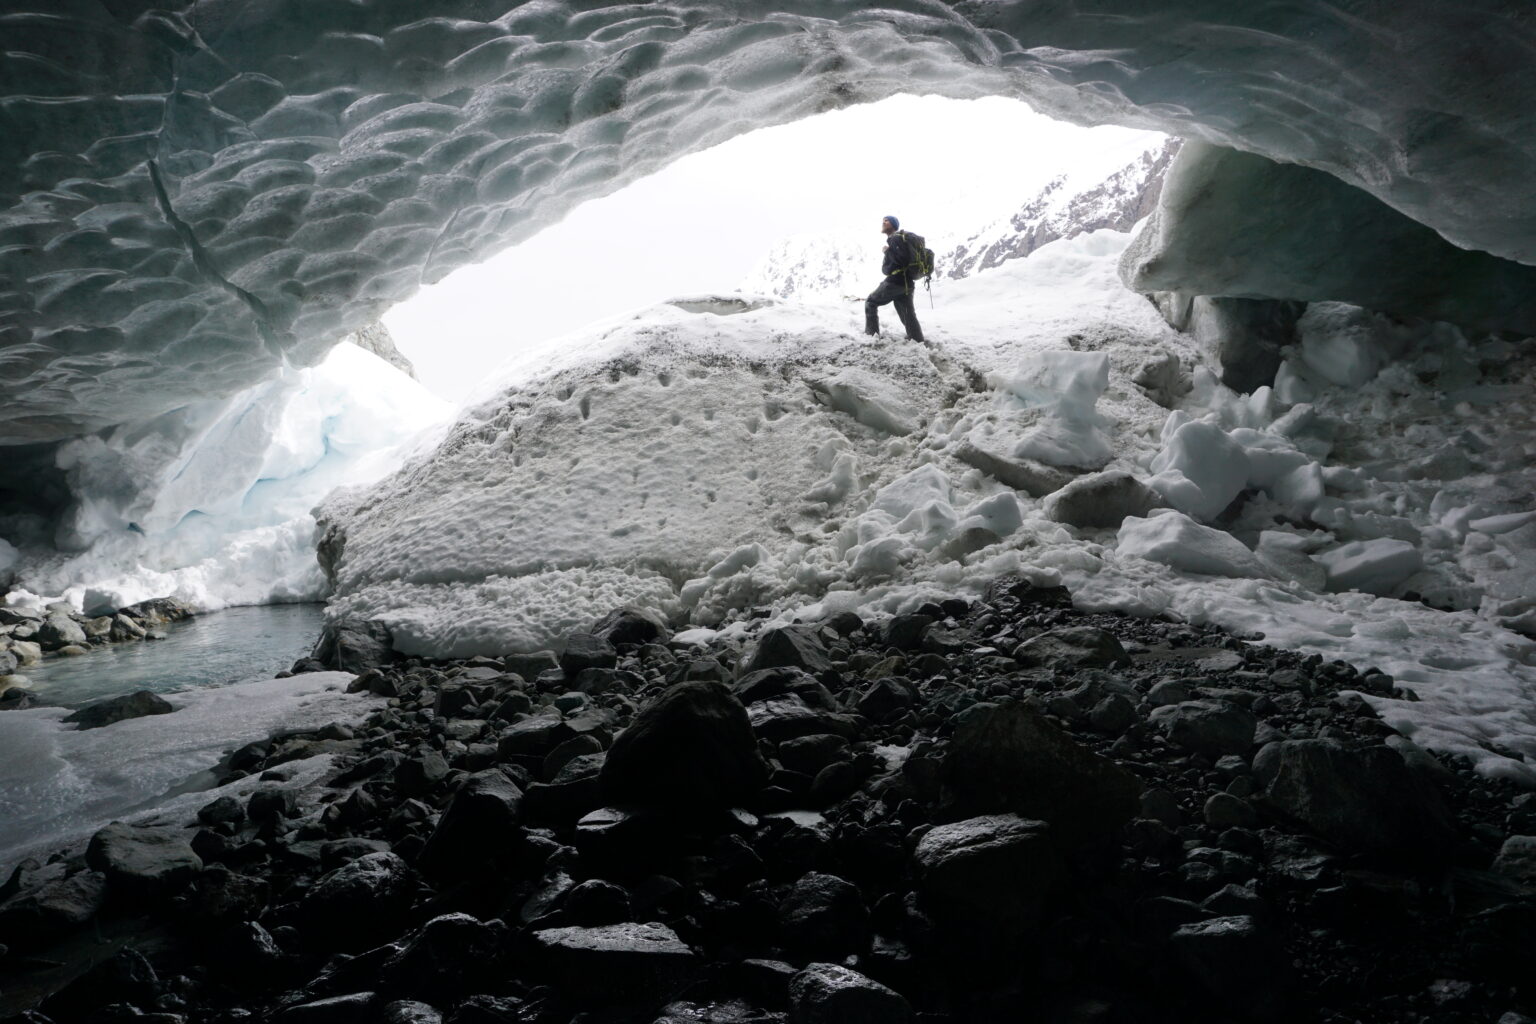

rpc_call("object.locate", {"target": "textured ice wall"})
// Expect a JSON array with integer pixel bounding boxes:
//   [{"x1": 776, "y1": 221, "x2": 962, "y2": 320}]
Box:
[
  {"x1": 2, "y1": 1, "x2": 1534, "y2": 445},
  {"x1": 1121, "y1": 142, "x2": 1536, "y2": 336}
]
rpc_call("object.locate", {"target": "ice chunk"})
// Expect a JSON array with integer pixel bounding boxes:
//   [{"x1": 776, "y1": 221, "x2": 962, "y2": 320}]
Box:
[
  {"x1": 1468, "y1": 511, "x2": 1536, "y2": 536},
  {"x1": 991, "y1": 350, "x2": 1113, "y2": 469},
  {"x1": 1314, "y1": 539, "x2": 1424, "y2": 596},
  {"x1": 872, "y1": 465, "x2": 953, "y2": 519},
  {"x1": 1148, "y1": 419, "x2": 1250, "y2": 521},
  {"x1": 1118, "y1": 511, "x2": 1269, "y2": 579}
]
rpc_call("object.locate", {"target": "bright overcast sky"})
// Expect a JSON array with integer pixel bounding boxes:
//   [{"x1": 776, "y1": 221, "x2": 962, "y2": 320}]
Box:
[{"x1": 385, "y1": 95, "x2": 1163, "y2": 401}]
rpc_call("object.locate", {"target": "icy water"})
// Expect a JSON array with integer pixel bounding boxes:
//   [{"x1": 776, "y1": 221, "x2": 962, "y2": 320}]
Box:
[{"x1": 17, "y1": 603, "x2": 324, "y2": 708}]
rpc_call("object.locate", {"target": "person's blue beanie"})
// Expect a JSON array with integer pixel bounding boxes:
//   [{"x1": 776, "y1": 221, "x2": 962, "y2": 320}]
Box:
[{"x1": 884, "y1": 215, "x2": 899, "y2": 229}]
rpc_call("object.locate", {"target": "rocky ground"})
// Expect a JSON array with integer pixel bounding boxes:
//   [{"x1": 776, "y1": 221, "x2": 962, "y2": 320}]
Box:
[{"x1": 2, "y1": 578, "x2": 1534, "y2": 1023}]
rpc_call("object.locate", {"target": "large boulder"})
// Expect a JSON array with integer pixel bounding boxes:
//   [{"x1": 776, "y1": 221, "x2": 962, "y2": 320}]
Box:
[
  {"x1": 1042, "y1": 470, "x2": 1162, "y2": 529},
  {"x1": 298, "y1": 851, "x2": 420, "y2": 950},
  {"x1": 35, "y1": 613, "x2": 87, "y2": 651},
  {"x1": 1013, "y1": 626, "x2": 1130, "y2": 669},
  {"x1": 417, "y1": 769, "x2": 525, "y2": 878},
  {"x1": 311, "y1": 619, "x2": 394, "y2": 673},
  {"x1": 740, "y1": 626, "x2": 832, "y2": 676},
  {"x1": 788, "y1": 963, "x2": 915, "y2": 1024},
  {"x1": 777, "y1": 872, "x2": 870, "y2": 961},
  {"x1": 86, "y1": 822, "x2": 202, "y2": 899},
  {"x1": 1150, "y1": 699, "x2": 1257, "y2": 758},
  {"x1": 592, "y1": 606, "x2": 671, "y2": 647},
  {"x1": 63, "y1": 690, "x2": 175, "y2": 730},
  {"x1": 0, "y1": 870, "x2": 107, "y2": 949},
  {"x1": 941, "y1": 703, "x2": 1142, "y2": 844},
  {"x1": 600, "y1": 681, "x2": 768, "y2": 810},
  {"x1": 1253, "y1": 738, "x2": 1457, "y2": 864},
  {"x1": 913, "y1": 814, "x2": 1061, "y2": 932},
  {"x1": 531, "y1": 922, "x2": 699, "y2": 1007}
]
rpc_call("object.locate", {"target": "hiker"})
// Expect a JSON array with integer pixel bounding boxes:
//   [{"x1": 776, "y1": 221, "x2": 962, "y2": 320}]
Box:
[{"x1": 865, "y1": 215, "x2": 924, "y2": 343}]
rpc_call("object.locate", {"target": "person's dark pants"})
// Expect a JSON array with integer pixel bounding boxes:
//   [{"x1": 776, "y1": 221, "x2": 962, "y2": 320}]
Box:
[{"x1": 865, "y1": 277, "x2": 924, "y2": 342}]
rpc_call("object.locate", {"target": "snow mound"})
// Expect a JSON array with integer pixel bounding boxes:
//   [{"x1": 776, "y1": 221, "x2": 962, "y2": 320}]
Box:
[{"x1": 324, "y1": 224, "x2": 1536, "y2": 785}]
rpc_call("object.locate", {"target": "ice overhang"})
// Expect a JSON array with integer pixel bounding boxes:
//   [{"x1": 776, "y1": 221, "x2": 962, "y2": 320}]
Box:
[{"x1": 1, "y1": 0, "x2": 1533, "y2": 444}]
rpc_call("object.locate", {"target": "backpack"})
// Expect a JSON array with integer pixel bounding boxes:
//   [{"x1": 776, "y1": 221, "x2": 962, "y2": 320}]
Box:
[{"x1": 898, "y1": 230, "x2": 936, "y2": 282}]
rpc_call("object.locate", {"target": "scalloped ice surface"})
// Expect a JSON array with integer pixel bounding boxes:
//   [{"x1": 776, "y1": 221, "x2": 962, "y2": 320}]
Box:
[{"x1": 2, "y1": 1, "x2": 1535, "y2": 444}]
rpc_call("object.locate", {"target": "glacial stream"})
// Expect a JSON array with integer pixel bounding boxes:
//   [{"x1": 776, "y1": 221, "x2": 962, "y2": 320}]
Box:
[
  {"x1": 14, "y1": 603, "x2": 324, "y2": 708},
  {"x1": 0, "y1": 603, "x2": 380, "y2": 868}
]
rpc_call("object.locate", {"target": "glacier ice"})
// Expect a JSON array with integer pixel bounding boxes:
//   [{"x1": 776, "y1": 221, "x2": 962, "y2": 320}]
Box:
[
  {"x1": 5, "y1": 341, "x2": 450, "y2": 613},
  {"x1": 4, "y1": 1, "x2": 1536, "y2": 449},
  {"x1": 1121, "y1": 142, "x2": 1536, "y2": 336}
]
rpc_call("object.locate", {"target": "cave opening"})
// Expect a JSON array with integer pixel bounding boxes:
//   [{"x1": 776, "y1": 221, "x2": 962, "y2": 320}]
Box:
[{"x1": 380, "y1": 94, "x2": 1168, "y2": 401}]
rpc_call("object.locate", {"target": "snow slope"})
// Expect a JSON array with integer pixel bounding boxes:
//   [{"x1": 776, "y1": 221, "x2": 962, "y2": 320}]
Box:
[{"x1": 322, "y1": 225, "x2": 1536, "y2": 784}]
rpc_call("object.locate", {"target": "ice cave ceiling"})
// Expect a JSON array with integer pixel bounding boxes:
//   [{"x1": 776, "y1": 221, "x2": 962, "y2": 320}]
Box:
[{"x1": 2, "y1": 0, "x2": 1534, "y2": 446}]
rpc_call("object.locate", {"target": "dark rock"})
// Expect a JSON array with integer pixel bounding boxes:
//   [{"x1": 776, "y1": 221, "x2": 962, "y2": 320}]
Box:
[
  {"x1": 592, "y1": 606, "x2": 671, "y2": 647},
  {"x1": 530, "y1": 922, "x2": 699, "y2": 1006},
  {"x1": 940, "y1": 703, "x2": 1142, "y2": 844},
  {"x1": 39, "y1": 947, "x2": 159, "y2": 1020},
  {"x1": 119, "y1": 597, "x2": 193, "y2": 624},
  {"x1": 495, "y1": 713, "x2": 572, "y2": 758},
  {"x1": 913, "y1": 814, "x2": 1060, "y2": 931},
  {"x1": 298, "y1": 852, "x2": 419, "y2": 950},
  {"x1": 381, "y1": 1002, "x2": 444, "y2": 1024},
  {"x1": 1042, "y1": 470, "x2": 1161, "y2": 528},
  {"x1": 523, "y1": 752, "x2": 606, "y2": 821},
  {"x1": 825, "y1": 612, "x2": 864, "y2": 636},
  {"x1": 275, "y1": 991, "x2": 380, "y2": 1022},
  {"x1": 247, "y1": 784, "x2": 295, "y2": 823},
  {"x1": 741, "y1": 625, "x2": 833, "y2": 676},
  {"x1": 395, "y1": 751, "x2": 451, "y2": 795},
  {"x1": 1252, "y1": 738, "x2": 1457, "y2": 864},
  {"x1": 855, "y1": 677, "x2": 917, "y2": 721},
  {"x1": 564, "y1": 879, "x2": 631, "y2": 926},
  {"x1": 1151, "y1": 700, "x2": 1257, "y2": 757},
  {"x1": 882, "y1": 613, "x2": 935, "y2": 652},
  {"x1": 560, "y1": 632, "x2": 617, "y2": 675},
  {"x1": 600, "y1": 680, "x2": 768, "y2": 810},
  {"x1": 380, "y1": 913, "x2": 506, "y2": 1002},
  {"x1": 312, "y1": 619, "x2": 395, "y2": 673},
  {"x1": 418, "y1": 769, "x2": 525, "y2": 877},
  {"x1": 35, "y1": 613, "x2": 87, "y2": 651},
  {"x1": 778, "y1": 872, "x2": 870, "y2": 960},
  {"x1": 543, "y1": 732, "x2": 603, "y2": 779},
  {"x1": 776, "y1": 734, "x2": 849, "y2": 776},
  {"x1": 1088, "y1": 693, "x2": 1137, "y2": 734},
  {"x1": 196, "y1": 794, "x2": 244, "y2": 827},
  {"x1": 1146, "y1": 680, "x2": 1192, "y2": 707},
  {"x1": 748, "y1": 695, "x2": 857, "y2": 743},
  {"x1": 62, "y1": 689, "x2": 175, "y2": 730},
  {"x1": 87, "y1": 822, "x2": 202, "y2": 899},
  {"x1": 1203, "y1": 792, "x2": 1258, "y2": 828},
  {"x1": 502, "y1": 651, "x2": 559, "y2": 679},
  {"x1": 734, "y1": 666, "x2": 825, "y2": 707},
  {"x1": 1170, "y1": 914, "x2": 1291, "y2": 1016},
  {"x1": 185, "y1": 863, "x2": 270, "y2": 925},
  {"x1": 1014, "y1": 626, "x2": 1129, "y2": 668},
  {"x1": 331, "y1": 750, "x2": 405, "y2": 787},
  {"x1": 787, "y1": 963, "x2": 915, "y2": 1024},
  {"x1": 0, "y1": 870, "x2": 107, "y2": 948}
]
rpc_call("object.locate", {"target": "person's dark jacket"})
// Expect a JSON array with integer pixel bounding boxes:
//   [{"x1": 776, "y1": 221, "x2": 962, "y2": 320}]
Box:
[{"x1": 881, "y1": 231, "x2": 913, "y2": 281}]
